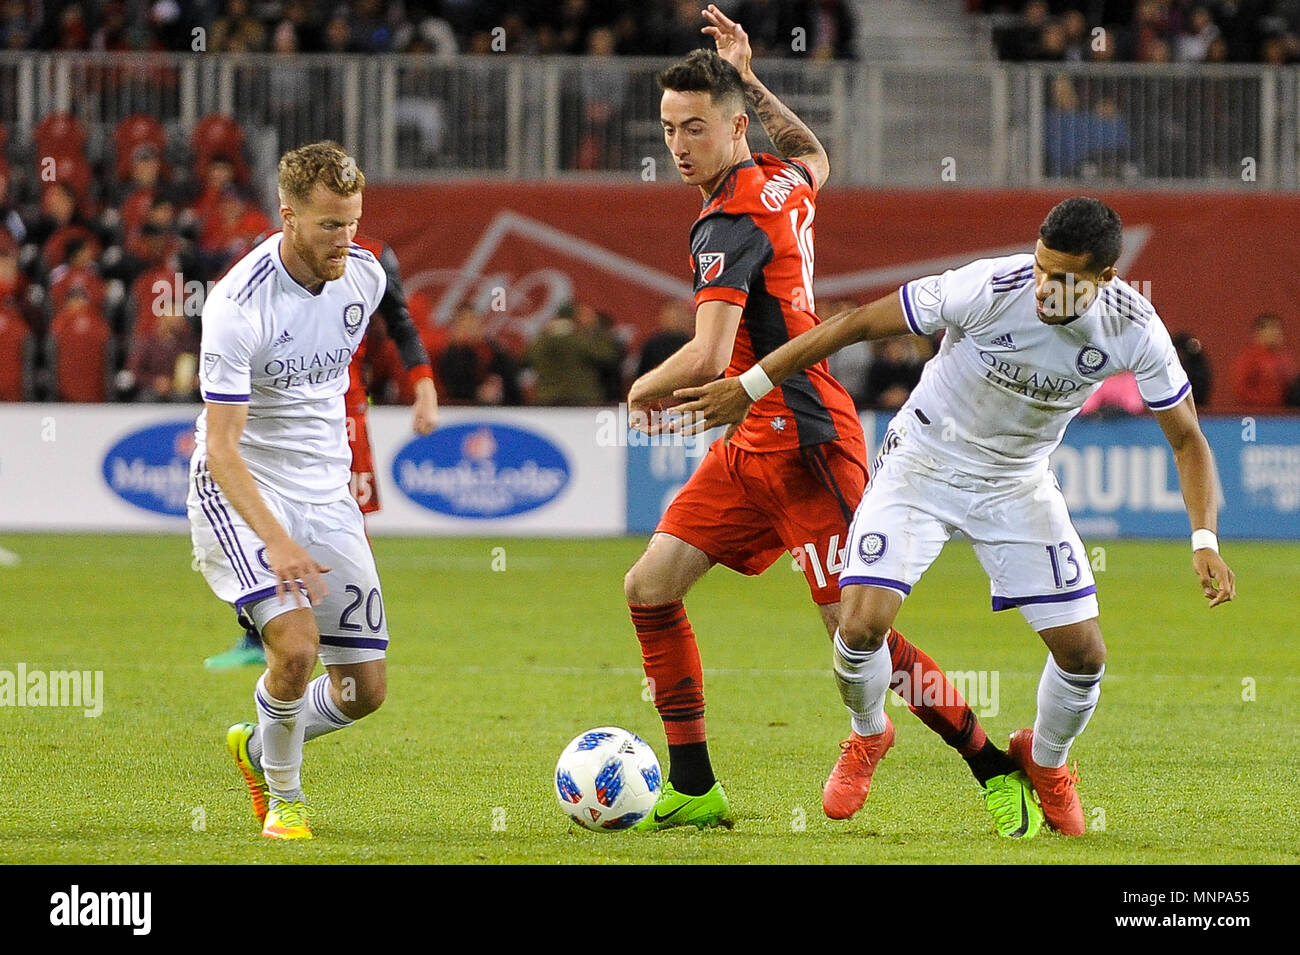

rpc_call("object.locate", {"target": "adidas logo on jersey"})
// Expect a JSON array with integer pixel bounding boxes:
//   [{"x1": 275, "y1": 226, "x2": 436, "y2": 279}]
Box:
[
  {"x1": 989, "y1": 333, "x2": 1016, "y2": 350},
  {"x1": 273, "y1": 330, "x2": 294, "y2": 347}
]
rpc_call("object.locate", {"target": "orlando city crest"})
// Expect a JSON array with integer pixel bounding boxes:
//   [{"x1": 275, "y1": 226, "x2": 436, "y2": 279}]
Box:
[
  {"x1": 1075, "y1": 344, "x2": 1109, "y2": 376},
  {"x1": 858, "y1": 532, "x2": 887, "y2": 565},
  {"x1": 343, "y1": 302, "x2": 365, "y2": 336}
]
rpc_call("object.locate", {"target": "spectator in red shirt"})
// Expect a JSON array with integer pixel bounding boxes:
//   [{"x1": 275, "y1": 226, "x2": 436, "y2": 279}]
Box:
[{"x1": 1229, "y1": 313, "x2": 1298, "y2": 410}]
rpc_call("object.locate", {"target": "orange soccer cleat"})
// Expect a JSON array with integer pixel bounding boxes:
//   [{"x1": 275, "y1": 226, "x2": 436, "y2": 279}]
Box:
[
  {"x1": 1008, "y1": 728, "x2": 1085, "y2": 836},
  {"x1": 822, "y1": 716, "x2": 895, "y2": 820}
]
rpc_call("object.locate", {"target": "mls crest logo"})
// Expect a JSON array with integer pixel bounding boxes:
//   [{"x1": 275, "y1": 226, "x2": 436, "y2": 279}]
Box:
[
  {"x1": 858, "y1": 532, "x2": 887, "y2": 565},
  {"x1": 697, "y1": 252, "x2": 725, "y2": 284},
  {"x1": 203, "y1": 353, "x2": 218, "y2": 376},
  {"x1": 342, "y1": 302, "x2": 365, "y2": 336},
  {"x1": 1075, "y1": 344, "x2": 1109, "y2": 376}
]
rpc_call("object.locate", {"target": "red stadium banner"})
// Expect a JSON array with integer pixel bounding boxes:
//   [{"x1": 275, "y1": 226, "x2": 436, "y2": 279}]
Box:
[{"x1": 365, "y1": 184, "x2": 1299, "y2": 411}]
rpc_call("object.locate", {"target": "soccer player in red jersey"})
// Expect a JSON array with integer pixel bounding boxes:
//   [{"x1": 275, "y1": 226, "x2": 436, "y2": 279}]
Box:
[
  {"x1": 344, "y1": 236, "x2": 439, "y2": 514},
  {"x1": 625, "y1": 7, "x2": 1038, "y2": 835},
  {"x1": 204, "y1": 236, "x2": 437, "y2": 670}
]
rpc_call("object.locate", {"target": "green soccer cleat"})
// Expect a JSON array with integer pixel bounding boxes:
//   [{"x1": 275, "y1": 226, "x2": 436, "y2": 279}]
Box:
[
  {"x1": 634, "y1": 781, "x2": 734, "y2": 831},
  {"x1": 204, "y1": 643, "x2": 267, "y2": 670},
  {"x1": 226, "y1": 722, "x2": 269, "y2": 824},
  {"x1": 982, "y1": 770, "x2": 1044, "y2": 839}
]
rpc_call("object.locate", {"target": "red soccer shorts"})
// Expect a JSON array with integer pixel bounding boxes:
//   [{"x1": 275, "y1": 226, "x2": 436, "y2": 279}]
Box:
[{"x1": 656, "y1": 434, "x2": 867, "y2": 605}]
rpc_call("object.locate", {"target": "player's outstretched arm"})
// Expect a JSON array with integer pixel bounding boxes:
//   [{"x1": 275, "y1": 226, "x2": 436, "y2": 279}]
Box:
[
  {"x1": 628, "y1": 300, "x2": 742, "y2": 432},
  {"x1": 1153, "y1": 397, "x2": 1236, "y2": 608},
  {"x1": 204, "y1": 402, "x2": 331, "y2": 606},
  {"x1": 671, "y1": 290, "x2": 911, "y2": 432},
  {"x1": 702, "y1": 4, "x2": 830, "y2": 187}
]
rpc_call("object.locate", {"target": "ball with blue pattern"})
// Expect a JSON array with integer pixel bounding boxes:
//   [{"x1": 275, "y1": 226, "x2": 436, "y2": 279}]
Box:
[{"x1": 554, "y1": 726, "x2": 662, "y2": 831}]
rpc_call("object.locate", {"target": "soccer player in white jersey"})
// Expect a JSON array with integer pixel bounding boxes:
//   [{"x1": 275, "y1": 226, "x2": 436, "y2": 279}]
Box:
[
  {"x1": 671, "y1": 197, "x2": 1236, "y2": 835},
  {"x1": 189, "y1": 141, "x2": 390, "y2": 839}
]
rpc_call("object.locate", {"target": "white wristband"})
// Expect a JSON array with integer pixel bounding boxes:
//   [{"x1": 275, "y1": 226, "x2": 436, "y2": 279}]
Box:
[
  {"x1": 1191, "y1": 529, "x2": 1219, "y2": 553},
  {"x1": 738, "y1": 364, "x2": 775, "y2": 402}
]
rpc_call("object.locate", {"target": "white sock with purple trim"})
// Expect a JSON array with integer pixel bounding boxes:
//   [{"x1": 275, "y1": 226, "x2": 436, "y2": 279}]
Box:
[
  {"x1": 1032, "y1": 653, "x2": 1104, "y2": 768},
  {"x1": 303, "y1": 673, "x2": 354, "y2": 741},
  {"x1": 255, "y1": 671, "x2": 305, "y2": 800}
]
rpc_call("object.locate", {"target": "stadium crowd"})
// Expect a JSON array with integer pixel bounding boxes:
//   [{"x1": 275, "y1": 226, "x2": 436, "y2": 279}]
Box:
[
  {"x1": 0, "y1": 105, "x2": 1295, "y2": 412},
  {"x1": 0, "y1": 1, "x2": 857, "y2": 59},
  {"x1": 976, "y1": 0, "x2": 1300, "y2": 63}
]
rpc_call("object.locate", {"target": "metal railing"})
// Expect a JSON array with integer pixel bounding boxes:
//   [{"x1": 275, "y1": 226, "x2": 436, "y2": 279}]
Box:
[{"x1": 1, "y1": 53, "x2": 1296, "y2": 190}]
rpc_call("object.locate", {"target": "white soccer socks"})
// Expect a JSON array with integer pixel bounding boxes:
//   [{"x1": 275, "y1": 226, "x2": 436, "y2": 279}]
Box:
[
  {"x1": 833, "y1": 630, "x2": 893, "y2": 738},
  {"x1": 1032, "y1": 653, "x2": 1104, "y2": 768},
  {"x1": 255, "y1": 672, "x2": 306, "y2": 800},
  {"x1": 302, "y1": 673, "x2": 354, "y2": 741}
]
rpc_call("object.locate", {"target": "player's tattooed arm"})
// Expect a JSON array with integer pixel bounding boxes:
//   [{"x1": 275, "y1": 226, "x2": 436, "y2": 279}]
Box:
[
  {"x1": 702, "y1": 3, "x2": 830, "y2": 186},
  {"x1": 743, "y1": 82, "x2": 829, "y2": 182}
]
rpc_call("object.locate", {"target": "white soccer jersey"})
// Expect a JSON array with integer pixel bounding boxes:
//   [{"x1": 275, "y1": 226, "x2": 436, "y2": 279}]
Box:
[
  {"x1": 195, "y1": 233, "x2": 387, "y2": 502},
  {"x1": 895, "y1": 253, "x2": 1190, "y2": 477}
]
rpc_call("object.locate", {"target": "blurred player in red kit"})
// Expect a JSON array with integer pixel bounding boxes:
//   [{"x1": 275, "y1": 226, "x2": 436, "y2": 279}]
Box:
[
  {"x1": 624, "y1": 6, "x2": 1039, "y2": 836},
  {"x1": 205, "y1": 235, "x2": 437, "y2": 669}
]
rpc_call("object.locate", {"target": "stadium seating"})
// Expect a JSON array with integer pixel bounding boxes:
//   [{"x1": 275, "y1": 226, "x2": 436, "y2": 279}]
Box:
[
  {"x1": 113, "y1": 114, "x2": 169, "y2": 183},
  {"x1": 48, "y1": 263, "x2": 107, "y2": 314},
  {"x1": 192, "y1": 114, "x2": 250, "y2": 185},
  {"x1": 33, "y1": 111, "x2": 88, "y2": 161},
  {"x1": 0, "y1": 302, "x2": 32, "y2": 401},
  {"x1": 48, "y1": 301, "x2": 112, "y2": 402}
]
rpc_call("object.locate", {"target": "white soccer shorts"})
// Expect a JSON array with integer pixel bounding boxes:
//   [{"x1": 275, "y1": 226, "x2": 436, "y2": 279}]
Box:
[
  {"x1": 840, "y1": 444, "x2": 1099, "y2": 632},
  {"x1": 188, "y1": 462, "x2": 390, "y2": 665}
]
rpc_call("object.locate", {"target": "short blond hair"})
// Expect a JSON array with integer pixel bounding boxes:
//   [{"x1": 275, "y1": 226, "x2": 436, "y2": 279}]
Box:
[{"x1": 277, "y1": 141, "x2": 365, "y2": 207}]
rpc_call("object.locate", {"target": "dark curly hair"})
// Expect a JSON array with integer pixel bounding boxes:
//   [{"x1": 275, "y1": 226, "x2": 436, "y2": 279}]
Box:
[{"x1": 1039, "y1": 197, "x2": 1122, "y2": 271}]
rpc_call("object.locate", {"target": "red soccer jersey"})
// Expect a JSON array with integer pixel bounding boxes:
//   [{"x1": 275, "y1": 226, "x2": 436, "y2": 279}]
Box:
[{"x1": 690, "y1": 154, "x2": 860, "y2": 452}]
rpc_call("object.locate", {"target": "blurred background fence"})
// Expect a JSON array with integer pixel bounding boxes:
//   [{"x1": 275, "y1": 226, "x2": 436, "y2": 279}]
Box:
[{"x1": 1, "y1": 53, "x2": 1295, "y2": 189}]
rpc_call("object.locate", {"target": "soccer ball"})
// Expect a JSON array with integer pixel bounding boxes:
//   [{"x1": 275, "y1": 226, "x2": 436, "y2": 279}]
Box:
[{"x1": 554, "y1": 727, "x2": 662, "y2": 831}]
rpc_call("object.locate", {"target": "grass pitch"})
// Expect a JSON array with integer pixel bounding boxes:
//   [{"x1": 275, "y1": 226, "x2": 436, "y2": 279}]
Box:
[{"x1": 0, "y1": 534, "x2": 1295, "y2": 864}]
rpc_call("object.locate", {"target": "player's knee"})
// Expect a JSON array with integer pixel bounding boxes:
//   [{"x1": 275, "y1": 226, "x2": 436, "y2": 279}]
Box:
[
  {"x1": 837, "y1": 613, "x2": 890, "y2": 652},
  {"x1": 624, "y1": 562, "x2": 673, "y2": 606},
  {"x1": 1052, "y1": 624, "x2": 1107, "y2": 674},
  {"x1": 344, "y1": 685, "x2": 386, "y2": 719},
  {"x1": 268, "y1": 647, "x2": 316, "y2": 696}
]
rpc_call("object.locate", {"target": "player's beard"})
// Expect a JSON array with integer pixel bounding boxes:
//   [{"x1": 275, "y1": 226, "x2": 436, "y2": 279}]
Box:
[{"x1": 294, "y1": 231, "x2": 347, "y2": 284}]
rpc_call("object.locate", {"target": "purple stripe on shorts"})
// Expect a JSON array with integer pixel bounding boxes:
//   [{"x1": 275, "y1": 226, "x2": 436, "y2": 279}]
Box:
[
  {"x1": 318, "y1": 633, "x2": 389, "y2": 651},
  {"x1": 195, "y1": 469, "x2": 253, "y2": 589},
  {"x1": 990, "y1": 584, "x2": 1097, "y2": 612},
  {"x1": 838, "y1": 575, "x2": 913, "y2": 595},
  {"x1": 202, "y1": 469, "x2": 258, "y2": 586}
]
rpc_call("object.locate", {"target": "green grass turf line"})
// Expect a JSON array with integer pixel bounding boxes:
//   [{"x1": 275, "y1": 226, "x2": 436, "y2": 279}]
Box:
[{"x1": 0, "y1": 534, "x2": 1295, "y2": 864}]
